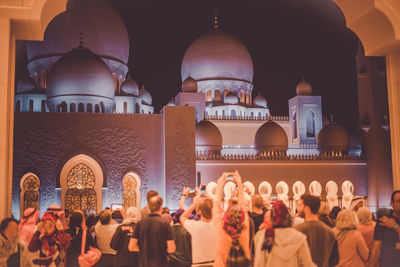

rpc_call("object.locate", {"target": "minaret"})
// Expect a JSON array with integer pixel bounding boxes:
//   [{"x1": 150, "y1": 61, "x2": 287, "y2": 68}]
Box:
[
  {"x1": 356, "y1": 41, "x2": 392, "y2": 211},
  {"x1": 288, "y1": 78, "x2": 322, "y2": 145}
]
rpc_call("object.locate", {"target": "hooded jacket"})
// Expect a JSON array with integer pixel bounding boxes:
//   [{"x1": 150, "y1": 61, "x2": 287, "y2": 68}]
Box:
[{"x1": 254, "y1": 228, "x2": 316, "y2": 267}]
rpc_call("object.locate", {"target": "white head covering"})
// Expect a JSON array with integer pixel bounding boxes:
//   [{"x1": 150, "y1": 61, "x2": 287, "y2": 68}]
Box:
[
  {"x1": 123, "y1": 207, "x2": 141, "y2": 224},
  {"x1": 349, "y1": 196, "x2": 363, "y2": 211}
]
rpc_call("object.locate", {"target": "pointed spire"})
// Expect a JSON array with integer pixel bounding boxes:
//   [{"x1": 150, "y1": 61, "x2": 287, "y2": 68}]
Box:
[
  {"x1": 329, "y1": 113, "x2": 335, "y2": 123},
  {"x1": 79, "y1": 32, "x2": 84, "y2": 47},
  {"x1": 213, "y1": 9, "x2": 219, "y2": 29}
]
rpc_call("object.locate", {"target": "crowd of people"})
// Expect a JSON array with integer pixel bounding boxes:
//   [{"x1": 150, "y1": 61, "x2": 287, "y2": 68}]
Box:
[{"x1": 1, "y1": 171, "x2": 400, "y2": 267}]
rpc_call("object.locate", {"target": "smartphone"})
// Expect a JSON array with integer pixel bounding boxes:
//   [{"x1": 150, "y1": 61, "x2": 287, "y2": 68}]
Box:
[
  {"x1": 200, "y1": 185, "x2": 206, "y2": 195},
  {"x1": 188, "y1": 189, "x2": 196, "y2": 198},
  {"x1": 226, "y1": 173, "x2": 235, "y2": 180},
  {"x1": 111, "y1": 203, "x2": 123, "y2": 211}
]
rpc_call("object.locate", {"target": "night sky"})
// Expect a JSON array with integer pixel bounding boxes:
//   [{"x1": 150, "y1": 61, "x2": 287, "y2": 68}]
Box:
[
  {"x1": 16, "y1": 0, "x2": 362, "y2": 133},
  {"x1": 110, "y1": 0, "x2": 360, "y2": 133}
]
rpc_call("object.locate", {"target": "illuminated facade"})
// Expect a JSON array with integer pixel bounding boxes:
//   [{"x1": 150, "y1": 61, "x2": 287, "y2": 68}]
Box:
[{"x1": 10, "y1": 0, "x2": 394, "y2": 219}]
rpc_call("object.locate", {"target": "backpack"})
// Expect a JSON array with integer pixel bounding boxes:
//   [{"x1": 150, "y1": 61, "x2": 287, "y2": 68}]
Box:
[{"x1": 226, "y1": 240, "x2": 251, "y2": 267}]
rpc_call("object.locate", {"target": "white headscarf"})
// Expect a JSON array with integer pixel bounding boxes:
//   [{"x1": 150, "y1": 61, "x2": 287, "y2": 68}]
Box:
[{"x1": 123, "y1": 207, "x2": 141, "y2": 224}]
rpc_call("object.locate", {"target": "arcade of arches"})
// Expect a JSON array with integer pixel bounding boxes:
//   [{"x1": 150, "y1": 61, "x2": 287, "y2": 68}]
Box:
[{"x1": 1, "y1": 0, "x2": 400, "y2": 217}]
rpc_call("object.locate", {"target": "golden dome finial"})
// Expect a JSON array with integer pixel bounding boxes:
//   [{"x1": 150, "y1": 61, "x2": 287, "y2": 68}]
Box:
[{"x1": 213, "y1": 9, "x2": 219, "y2": 29}]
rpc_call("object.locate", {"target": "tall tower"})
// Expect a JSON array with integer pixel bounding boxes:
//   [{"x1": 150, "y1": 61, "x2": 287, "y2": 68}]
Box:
[
  {"x1": 288, "y1": 79, "x2": 322, "y2": 145},
  {"x1": 356, "y1": 42, "x2": 392, "y2": 211}
]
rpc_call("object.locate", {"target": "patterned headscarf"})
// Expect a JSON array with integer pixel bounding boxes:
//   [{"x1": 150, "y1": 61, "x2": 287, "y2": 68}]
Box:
[
  {"x1": 18, "y1": 208, "x2": 40, "y2": 245},
  {"x1": 262, "y1": 200, "x2": 292, "y2": 251},
  {"x1": 223, "y1": 205, "x2": 245, "y2": 240}
]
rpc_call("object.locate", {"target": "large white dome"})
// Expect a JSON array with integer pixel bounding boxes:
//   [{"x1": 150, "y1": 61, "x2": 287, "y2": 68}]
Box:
[
  {"x1": 26, "y1": 0, "x2": 129, "y2": 79},
  {"x1": 47, "y1": 46, "x2": 115, "y2": 112},
  {"x1": 181, "y1": 29, "x2": 254, "y2": 95}
]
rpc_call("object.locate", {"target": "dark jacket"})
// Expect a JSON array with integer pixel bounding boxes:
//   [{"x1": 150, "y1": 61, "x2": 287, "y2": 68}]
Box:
[
  {"x1": 65, "y1": 227, "x2": 96, "y2": 267},
  {"x1": 110, "y1": 222, "x2": 138, "y2": 267}
]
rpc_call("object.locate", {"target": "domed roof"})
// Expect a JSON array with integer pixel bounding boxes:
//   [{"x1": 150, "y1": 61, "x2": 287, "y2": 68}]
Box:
[
  {"x1": 139, "y1": 86, "x2": 152, "y2": 105},
  {"x1": 181, "y1": 29, "x2": 253, "y2": 83},
  {"x1": 120, "y1": 79, "x2": 139, "y2": 96},
  {"x1": 255, "y1": 121, "x2": 288, "y2": 153},
  {"x1": 253, "y1": 94, "x2": 267, "y2": 108},
  {"x1": 16, "y1": 75, "x2": 36, "y2": 93},
  {"x1": 317, "y1": 121, "x2": 350, "y2": 153},
  {"x1": 196, "y1": 120, "x2": 223, "y2": 153},
  {"x1": 47, "y1": 46, "x2": 115, "y2": 100},
  {"x1": 296, "y1": 78, "x2": 312, "y2": 95},
  {"x1": 26, "y1": 0, "x2": 129, "y2": 77},
  {"x1": 182, "y1": 76, "x2": 198, "y2": 92},
  {"x1": 224, "y1": 91, "x2": 238, "y2": 104}
]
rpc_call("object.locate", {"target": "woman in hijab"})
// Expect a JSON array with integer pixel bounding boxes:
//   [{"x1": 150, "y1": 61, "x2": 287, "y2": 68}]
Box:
[
  {"x1": 65, "y1": 210, "x2": 96, "y2": 267},
  {"x1": 334, "y1": 209, "x2": 369, "y2": 267},
  {"x1": 254, "y1": 200, "x2": 315, "y2": 267},
  {"x1": 213, "y1": 172, "x2": 251, "y2": 267}
]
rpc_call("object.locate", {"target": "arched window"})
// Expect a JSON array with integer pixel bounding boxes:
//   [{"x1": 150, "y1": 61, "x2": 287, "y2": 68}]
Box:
[
  {"x1": 215, "y1": 90, "x2": 221, "y2": 101},
  {"x1": 29, "y1": 99, "x2": 34, "y2": 112},
  {"x1": 215, "y1": 111, "x2": 218, "y2": 116},
  {"x1": 292, "y1": 111, "x2": 297, "y2": 139},
  {"x1": 123, "y1": 102, "x2": 128, "y2": 113},
  {"x1": 223, "y1": 89, "x2": 229, "y2": 97},
  {"x1": 41, "y1": 100, "x2": 46, "y2": 112},
  {"x1": 87, "y1": 103, "x2": 92, "y2": 113},
  {"x1": 20, "y1": 173, "x2": 40, "y2": 215},
  {"x1": 70, "y1": 103, "x2": 76, "y2": 113},
  {"x1": 246, "y1": 92, "x2": 250, "y2": 105},
  {"x1": 306, "y1": 110, "x2": 315, "y2": 137},
  {"x1": 40, "y1": 70, "x2": 46, "y2": 89},
  {"x1": 60, "y1": 102, "x2": 67, "y2": 112},
  {"x1": 112, "y1": 73, "x2": 118, "y2": 92},
  {"x1": 222, "y1": 110, "x2": 226, "y2": 116},
  {"x1": 95, "y1": 104, "x2": 100, "y2": 113},
  {"x1": 240, "y1": 90, "x2": 245, "y2": 103},
  {"x1": 122, "y1": 173, "x2": 141, "y2": 209},
  {"x1": 78, "y1": 103, "x2": 84, "y2": 113},
  {"x1": 60, "y1": 155, "x2": 103, "y2": 213},
  {"x1": 250, "y1": 112, "x2": 254, "y2": 117},
  {"x1": 206, "y1": 90, "x2": 212, "y2": 102},
  {"x1": 135, "y1": 103, "x2": 140, "y2": 114},
  {"x1": 230, "y1": 110, "x2": 236, "y2": 117},
  {"x1": 15, "y1": 100, "x2": 21, "y2": 112}
]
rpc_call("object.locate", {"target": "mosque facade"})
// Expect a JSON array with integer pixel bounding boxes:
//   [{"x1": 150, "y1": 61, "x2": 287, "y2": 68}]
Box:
[{"x1": 11, "y1": 0, "x2": 393, "y2": 219}]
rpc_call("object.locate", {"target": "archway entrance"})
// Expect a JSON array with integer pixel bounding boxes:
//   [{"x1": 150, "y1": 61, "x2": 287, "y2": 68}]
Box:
[{"x1": 60, "y1": 154, "x2": 103, "y2": 214}]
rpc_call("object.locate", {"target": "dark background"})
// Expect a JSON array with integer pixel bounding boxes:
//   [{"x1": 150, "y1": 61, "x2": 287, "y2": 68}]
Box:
[{"x1": 16, "y1": 0, "x2": 362, "y2": 133}]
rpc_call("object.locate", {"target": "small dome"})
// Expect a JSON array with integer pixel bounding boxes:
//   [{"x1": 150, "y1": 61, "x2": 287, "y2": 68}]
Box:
[
  {"x1": 253, "y1": 95, "x2": 267, "y2": 108},
  {"x1": 182, "y1": 76, "x2": 198, "y2": 92},
  {"x1": 47, "y1": 46, "x2": 115, "y2": 101},
  {"x1": 139, "y1": 86, "x2": 152, "y2": 105},
  {"x1": 16, "y1": 75, "x2": 36, "y2": 93},
  {"x1": 120, "y1": 79, "x2": 139, "y2": 96},
  {"x1": 196, "y1": 120, "x2": 222, "y2": 153},
  {"x1": 255, "y1": 121, "x2": 288, "y2": 153},
  {"x1": 224, "y1": 91, "x2": 238, "y2": 104},
  {"x1": 166, "y1": 99, "x2": 176, "y2": 106},
  {"x1": 317, "y1": 121, "x2": 350, "y2": 153},
  {"x1": 296, "y1": 78, "x2": 312, "y2": 95}
]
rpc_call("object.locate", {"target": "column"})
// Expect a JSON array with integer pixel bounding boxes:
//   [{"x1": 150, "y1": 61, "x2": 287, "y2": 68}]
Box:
[
  {"x1": 0, "y1": 17, "x2": 13, "y2": 219},
  {"x1": 386, "y1": 52, "x2": 400, "y2": 190}
]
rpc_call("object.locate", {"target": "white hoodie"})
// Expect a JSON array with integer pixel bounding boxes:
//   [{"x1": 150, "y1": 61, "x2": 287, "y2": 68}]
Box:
[{"x1": 254, "y1": 228, "x2": 317, "y2": 267}]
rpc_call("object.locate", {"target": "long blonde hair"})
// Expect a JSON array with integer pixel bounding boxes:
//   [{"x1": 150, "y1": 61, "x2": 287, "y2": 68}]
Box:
[
  {"x1": 334, "y1": 209, "x2": 358, "y2": 244},
  {"x1": 357, "y1": 207, "x2": 373, "y2": 225}
]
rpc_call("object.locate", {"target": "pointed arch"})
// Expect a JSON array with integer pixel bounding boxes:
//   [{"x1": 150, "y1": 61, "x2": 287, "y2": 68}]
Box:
[
  {"x1": 60, "y1": 154, "x2": 103, "y2": 213},
  {"x1": 122, "y1": 172, "x2": 141, "y2": 209},
  {"x1": 20, "y1": 173, "x2": 40, "y2": 215}
]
